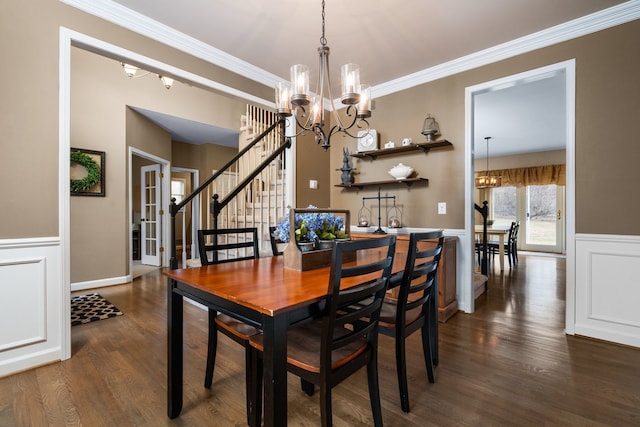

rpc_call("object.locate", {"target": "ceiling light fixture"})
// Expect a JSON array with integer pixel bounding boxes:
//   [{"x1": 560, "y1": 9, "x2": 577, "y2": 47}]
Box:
[
  {"x1": 159, "y1": 75, "x2": 174, "y2": 90},
  {"x1": 475, "y1": 136, "x2": 502, "y2": 188},
  {"x1": 121, "y1": 63, "x2": 173, "y2": 90},
  {"x1": 275, "y1": 0, "x2": 372, "y2": 151}
]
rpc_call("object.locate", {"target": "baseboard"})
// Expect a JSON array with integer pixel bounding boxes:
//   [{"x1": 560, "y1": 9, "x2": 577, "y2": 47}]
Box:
[{"x1": 71, "y1": 275, "x2": 131, "y2": 292}]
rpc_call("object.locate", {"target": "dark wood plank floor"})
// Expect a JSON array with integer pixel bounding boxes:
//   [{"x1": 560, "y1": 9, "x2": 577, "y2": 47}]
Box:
[{"x1": 1, "y1": 253, "x2": 639, "y2": 426}]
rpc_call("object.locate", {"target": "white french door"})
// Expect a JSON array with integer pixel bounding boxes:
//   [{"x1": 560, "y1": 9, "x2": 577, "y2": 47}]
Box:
[
  {"x1": 491, "y1": 184, "x2": 564, "y2": 254},
  {"x1": 520, "y1": 184, "x2": 564, "y2": 253},
  {"x1": 141, "y1": 164, "x2": 162, "y2": 266}
]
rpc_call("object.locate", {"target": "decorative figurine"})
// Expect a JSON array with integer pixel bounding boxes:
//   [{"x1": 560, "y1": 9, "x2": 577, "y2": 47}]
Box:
[{"x1": 337, "y1": 147, "x2": 355, "y2": 185}]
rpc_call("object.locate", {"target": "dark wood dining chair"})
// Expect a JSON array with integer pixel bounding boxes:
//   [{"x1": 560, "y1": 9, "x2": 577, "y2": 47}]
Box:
[
  {"x1": 197, "y1": 227, "x2": 261, "y2": 424},
  {"x1": 382, "y1": 230, "x2": 444, "y2": 413},
  {"x1": 268, "y1": 226, "x2": 284, "y2": 256},
  {"x1": 248, "y1": 236, "x2": 397, "y2": 427},
  {"x1": 489, "y1": 221, "x2": 518, "y2": 267}
]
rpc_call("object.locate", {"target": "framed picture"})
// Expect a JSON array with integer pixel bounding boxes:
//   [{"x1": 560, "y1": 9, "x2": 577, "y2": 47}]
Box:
[{"x1": 70, "y1": 148, "x2": 105, "y2": 196}]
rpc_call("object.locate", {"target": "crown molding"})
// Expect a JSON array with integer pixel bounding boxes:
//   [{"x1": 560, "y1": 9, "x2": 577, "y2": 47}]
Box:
[
  {"x1": 63, "y1": 0, "x2": 640, "y2": 100},
  {"x1": 373, "y1": 1, "x2": 640, "y2": 98},
  {"x1": 60, "y1": 0, "x2": 282, "y2": 88}
]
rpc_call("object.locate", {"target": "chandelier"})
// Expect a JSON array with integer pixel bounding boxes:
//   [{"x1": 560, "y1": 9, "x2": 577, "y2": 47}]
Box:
[
  {"x1": 475, "y1": 136, "x2": 502, "y2": 188},
  {"x1": 275, "y1": 0, "x2": 372, "y2": 151}
]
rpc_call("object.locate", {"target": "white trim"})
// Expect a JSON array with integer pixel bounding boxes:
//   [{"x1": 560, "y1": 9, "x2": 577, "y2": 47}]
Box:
[
  {"x1": 564, "y1": 61, "x2": 577, "y2": 335},
  {"x1": 576, "y1": 233, "x2": 640, "y2": 243},
  {"x1": 59, "y1": 28, "x2": 72, "y2": 362},
  {"x1": 60, "y1": 0, "x2": 282, "y2": 89},
  {"x1": 61, "y1": 0, "x2": 640, "y2": 101},
  {"x1": 464, "y1": 60, "x2": 576, "y2": 323},
  {"x1": 374, "y1": 2, "x2": 640, "y2": 97},
  {"x1": 64, "y1": 28, "x2": 274, "y2": 110},
  {"x1": 0, "y1": 237, "x2": 60, "y2": 249},
  {"x1": 71, "y1": 275, "x2": 131, "y2": 292}
]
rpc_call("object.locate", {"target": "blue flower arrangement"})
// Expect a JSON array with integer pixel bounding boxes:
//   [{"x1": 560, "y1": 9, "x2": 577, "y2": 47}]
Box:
[{"x1": 273, "y1": 206, "x2": 348, "y2": 243}]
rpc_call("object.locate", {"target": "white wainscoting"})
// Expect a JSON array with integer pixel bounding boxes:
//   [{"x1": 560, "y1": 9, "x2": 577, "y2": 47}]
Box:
[
  {"x1": 575, "y1": 234, "x2": 640, "y2": 348},
  {"x1": 0, "y1": 237, "x2": 64, "y2": 377}
]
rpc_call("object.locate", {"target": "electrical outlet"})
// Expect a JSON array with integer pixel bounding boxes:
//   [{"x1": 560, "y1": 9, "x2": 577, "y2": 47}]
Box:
[{"x1": 438, "y1": 202, "x2": 447, "y2": 215}]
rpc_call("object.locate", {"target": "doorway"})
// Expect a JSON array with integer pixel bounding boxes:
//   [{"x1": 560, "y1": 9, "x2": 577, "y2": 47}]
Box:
[
  {"x1": 465, "y1": 59, "x2": 576, "y2": 329},
  {"x1": 129, "y1": 148, "x2": 170, "y2": 278},
  {"x1": 171, "y1": 167, "x2": 200, "y2": 267}
]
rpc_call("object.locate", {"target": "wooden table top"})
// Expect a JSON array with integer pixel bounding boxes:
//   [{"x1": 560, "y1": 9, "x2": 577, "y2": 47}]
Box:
[
  {"x1": 164, "y1": 252, "x2": 407, "y2": 317},
  {"x1": 475, "y1": 225, "x2": 509, "y2": 234}
]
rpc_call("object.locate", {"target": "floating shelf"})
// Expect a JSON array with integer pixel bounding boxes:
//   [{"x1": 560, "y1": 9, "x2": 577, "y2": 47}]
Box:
[
  {"x1": 351, "y1": 140, "x2": 452, "y2": 160},
  {"x1": 335, "y1": 177, "x2": 428, "y2": 190}
]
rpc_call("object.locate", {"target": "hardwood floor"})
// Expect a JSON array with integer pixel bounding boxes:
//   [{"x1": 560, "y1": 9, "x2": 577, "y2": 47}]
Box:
[{"x1": 1, "y1": 253, "x2": 639, "y2": 426}]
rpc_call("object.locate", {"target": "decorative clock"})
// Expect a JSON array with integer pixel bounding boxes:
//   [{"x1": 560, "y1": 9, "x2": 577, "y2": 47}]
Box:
[{"x1": 357, "y1": 129, "x2": 378, "y2": 152}]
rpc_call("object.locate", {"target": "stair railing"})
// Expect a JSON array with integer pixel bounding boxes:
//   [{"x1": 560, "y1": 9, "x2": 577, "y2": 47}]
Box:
[
  {"x1": 169, "y1": 118, "x2": 290, "y2": 269},
  {"x1": 474, "y1": 200, "x2": 489, "y2": 275}
]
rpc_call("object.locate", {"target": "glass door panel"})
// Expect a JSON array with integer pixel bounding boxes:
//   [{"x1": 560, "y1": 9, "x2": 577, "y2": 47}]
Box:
[{"x1": 141, "y1": 164, "x2": 161, "y2": 266}]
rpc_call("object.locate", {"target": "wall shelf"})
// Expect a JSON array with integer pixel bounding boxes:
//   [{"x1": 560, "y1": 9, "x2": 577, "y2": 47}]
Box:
[
  {"x1": 335, "y1": 177, "x2": 428, "y2": 190},
  {"x1": 351, "y1": 139, "x2": 452, "y2": 160}
]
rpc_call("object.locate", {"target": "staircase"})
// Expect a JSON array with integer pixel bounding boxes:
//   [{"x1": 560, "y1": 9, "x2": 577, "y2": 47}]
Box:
[{"x1": 169, "y1": 106, "x2": 291, "y2": 269}]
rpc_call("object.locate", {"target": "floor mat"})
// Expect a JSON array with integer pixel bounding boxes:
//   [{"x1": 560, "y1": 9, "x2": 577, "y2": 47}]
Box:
[{"x1": 71, "y1": 293, "x2": 123, "y2": 326}]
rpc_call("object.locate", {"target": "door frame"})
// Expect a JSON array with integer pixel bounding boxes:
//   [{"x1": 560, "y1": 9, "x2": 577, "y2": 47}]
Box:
[
  {"x1": 464, "y1": 59, "x2": 576, "y2": 334},
  {"x1": 60, "y1": 27, "x2": 275, "y2": 360},
  {"x1": 129, "y1": 148, "x2": 170, "y2": 272}
]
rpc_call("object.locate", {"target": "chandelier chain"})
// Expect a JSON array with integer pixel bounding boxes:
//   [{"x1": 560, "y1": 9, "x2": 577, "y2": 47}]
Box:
[{"x1": 320, "y1": 0, "x2": 327, "y2": 46}]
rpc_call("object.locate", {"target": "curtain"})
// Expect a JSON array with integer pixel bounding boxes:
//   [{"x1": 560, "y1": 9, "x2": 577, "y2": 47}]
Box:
[{"x1": 477, "y1": 164, "x2": 565, "y2": 187}]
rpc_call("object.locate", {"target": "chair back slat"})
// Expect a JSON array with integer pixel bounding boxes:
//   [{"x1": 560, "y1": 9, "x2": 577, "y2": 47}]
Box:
[{"x1": 198, "y1": 227, "x2": 259, "y2": 265}]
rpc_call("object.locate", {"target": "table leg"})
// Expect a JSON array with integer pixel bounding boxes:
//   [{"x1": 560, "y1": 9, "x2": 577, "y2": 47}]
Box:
[
  {"x1": 498, "y1": 235, "x2": 505, "y2": 271},
  {"x1": 167, "y1": 279, "x2": 183, "y2": 419},
  {"x1": 261, "y1": 314, "x2": 288, "y2": 426}
]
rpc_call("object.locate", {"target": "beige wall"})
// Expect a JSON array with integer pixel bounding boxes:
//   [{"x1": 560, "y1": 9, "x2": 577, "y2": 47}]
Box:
[
  {"x1": 295, "y1": 131, "x2": 331, "y2": 208},
  {"x1": 172, "y1": 140, "x2": 239, "y2": 229},
  {"x1": 0, "y1": 0, "x2": 271, "y2": 240},
  {"x1": 329, "y1": 20, "x2": 640, "y2": 235},
  {"x1": 1, "y1": 1, "x2": 639, "y2": 247},
  {"x1": 69, "y1": 44, "x2": 248, "y2": 281}
]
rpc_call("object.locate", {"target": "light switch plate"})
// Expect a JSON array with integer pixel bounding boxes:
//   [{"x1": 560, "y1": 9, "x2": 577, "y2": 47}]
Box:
[{"x1": 438, "y1": 202, "x2": 446, "y2": 215}]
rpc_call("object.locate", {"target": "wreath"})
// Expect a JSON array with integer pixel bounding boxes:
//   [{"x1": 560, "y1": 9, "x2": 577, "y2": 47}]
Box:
[{"x1": 70, "y1": 151, "x2": 101, "y2": 192}]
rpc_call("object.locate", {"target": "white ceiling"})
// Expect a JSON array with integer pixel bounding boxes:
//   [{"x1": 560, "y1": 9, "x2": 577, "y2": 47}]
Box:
[{"x1": 105, "y1": 0, "x2": 632, "y2": 155}]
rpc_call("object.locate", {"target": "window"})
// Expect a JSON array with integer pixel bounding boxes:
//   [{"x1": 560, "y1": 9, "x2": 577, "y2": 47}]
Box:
[{"x1": 171, "y1": 179, "x2": 186, "y2": 204}]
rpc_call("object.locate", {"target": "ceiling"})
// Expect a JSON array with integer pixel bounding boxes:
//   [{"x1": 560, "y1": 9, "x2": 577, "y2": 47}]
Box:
[{"x1": 108, "y1": 0, "x2": 631, "y2": 156}]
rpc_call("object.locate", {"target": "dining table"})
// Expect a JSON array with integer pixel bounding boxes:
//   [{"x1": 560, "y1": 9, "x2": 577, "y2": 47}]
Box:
[
  {"x1": 475, "y1": 224, "x2": 510, "y2": 271},
  {"x1": 164, "y1": 248, "x2": 409, "y2": 426}
]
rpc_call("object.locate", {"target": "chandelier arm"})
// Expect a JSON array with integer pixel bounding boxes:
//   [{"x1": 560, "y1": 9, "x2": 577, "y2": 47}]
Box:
[
  {"x1": 292, "y1": 105, "x2": 316, "y2": 131},
  {"x1": 341, "y1": 117, "x2": 370, "y2": 139}
]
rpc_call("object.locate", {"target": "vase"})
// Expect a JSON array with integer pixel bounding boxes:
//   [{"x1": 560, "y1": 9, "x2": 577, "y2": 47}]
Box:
[
  {"x1": 297, "y1": 241, "x2": 315, "y2": 252},
  {"x1": 317, "y1": 239, "x2": 335, "y2": 250}
]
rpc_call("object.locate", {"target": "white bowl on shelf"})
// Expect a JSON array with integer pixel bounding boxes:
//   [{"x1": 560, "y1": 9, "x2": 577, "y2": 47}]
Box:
[{"x1": 388, "y1": 163, "x2": 414, "y2": 180}]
